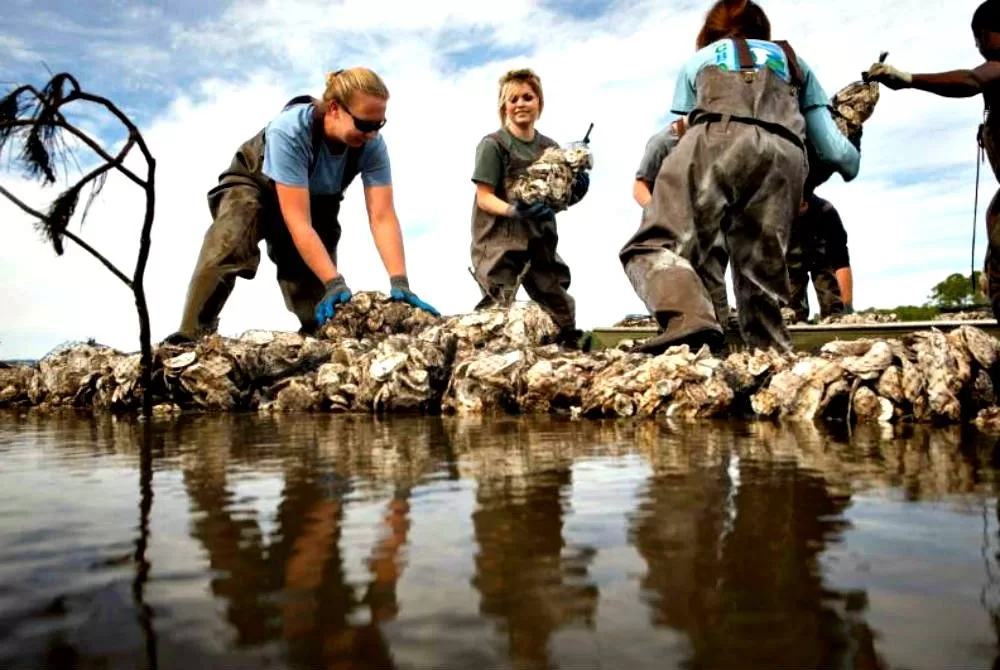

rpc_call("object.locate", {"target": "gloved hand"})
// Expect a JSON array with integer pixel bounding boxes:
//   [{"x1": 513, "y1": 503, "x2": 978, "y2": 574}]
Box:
[
  {"x1": 842, "y1": 303, "x2": 855, "y2": 315},
  {"x1": 507, "y1": 199, "x2": 556, "y2": 221},
  {"x1": 568, "y1": 171, "x2": 590, "y2": 205},
  {"x1": 315, "y1": 275, "x2": 353, "y2": 325},
  {"x1": 388, "y1": 275, "x2": 440, "y2": 316},
  {"x1": 863, "y1": 62, "x2": 911, "y2": 90}
]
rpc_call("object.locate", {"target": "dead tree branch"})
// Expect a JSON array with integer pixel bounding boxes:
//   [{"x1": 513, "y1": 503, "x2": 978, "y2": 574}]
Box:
[{"x1": 0, "y1": 72, "x2": 157, "y2": 417}]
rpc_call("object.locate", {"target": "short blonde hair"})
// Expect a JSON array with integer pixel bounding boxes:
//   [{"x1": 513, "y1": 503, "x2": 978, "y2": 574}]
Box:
[
  {"x1": 497, "y1": 68, "x2": 544, "y2": 124},
  {"x1": 323, "y1": 67, "x2": 389, "y2": 108}
]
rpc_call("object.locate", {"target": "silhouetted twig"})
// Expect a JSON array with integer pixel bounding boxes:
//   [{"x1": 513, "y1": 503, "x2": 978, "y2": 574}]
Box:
[{"x1": 0, "y1": 72, "x2": 156, "y2": 417}]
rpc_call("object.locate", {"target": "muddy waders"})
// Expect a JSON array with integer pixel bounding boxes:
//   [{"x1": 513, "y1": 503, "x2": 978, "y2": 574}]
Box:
[
  {"x1": 619, "y1": 39, "x2": 808, "y2": 354},
  {"x1": 170, "y1": 96, "x2": 363, "y2": 342}
]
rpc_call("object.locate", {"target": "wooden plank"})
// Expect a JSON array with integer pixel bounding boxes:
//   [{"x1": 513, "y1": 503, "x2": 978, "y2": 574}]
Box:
[{"x1": 585, "y1": 319, "x2": 1000, "y2": 352}]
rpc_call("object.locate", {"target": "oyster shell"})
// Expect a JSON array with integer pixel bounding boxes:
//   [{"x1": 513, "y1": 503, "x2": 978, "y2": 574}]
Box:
[
  {"x1": 908, "y1": 330, "x2": 963, "y2": 421},
  {"x1": 4, "y1": 302, "x2": 1000, "y2": 427},
  {"x1": 0, "y1": 363, "x2": 34, "y2": 406},
  {"x1": 831, "y1": 78, "x2": 880, "y2": 138},
  {"x1": 431, "y1": 302, "x2": 560, "y2": 355},
  {"x1": 258, "y1": 375, "x2": 321, "y2": 412},
  {"x1": 355, "y1": 332, "x2": 457, "y2": 414},
  {"x1": 317, "y1": 291, "x2": 440, "y2": 341},
  {"x1": 506, "y1": 145, "x2": 593, "y2": 212}
]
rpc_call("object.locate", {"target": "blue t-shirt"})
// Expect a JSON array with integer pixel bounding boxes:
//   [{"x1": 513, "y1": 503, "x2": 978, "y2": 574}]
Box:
[
  {"x1": 670, "y1": 38, "x2": 860, "y2": 182},
  {"x1": 261, "y1": 103, "x2": 391, "y2": 194},
  {"x1": 671, "y1": 39, "x2": 830, "y2": 115}
]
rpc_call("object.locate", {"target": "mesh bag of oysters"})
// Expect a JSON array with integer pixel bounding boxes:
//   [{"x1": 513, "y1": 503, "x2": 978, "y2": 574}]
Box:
[
  {"x1": 805, "y1": 51, "x2": 886, "y2": 190},
  {"x1": 506, "y1": 124, "x2": 594, "y2": 212}
]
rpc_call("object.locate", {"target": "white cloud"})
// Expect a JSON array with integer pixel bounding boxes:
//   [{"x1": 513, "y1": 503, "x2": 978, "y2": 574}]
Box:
[{"x1": 0, "y1": 0, "x2": 993, "y2": 359}]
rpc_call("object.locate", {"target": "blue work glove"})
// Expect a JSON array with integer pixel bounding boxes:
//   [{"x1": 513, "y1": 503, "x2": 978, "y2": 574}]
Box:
[
  {"x1": 568, "y1": 170, "x2": 590, "y2": 205},
  {"x1": 388, "y1": 276, "x2": 440, "y2": 317},
  {"x1": 315, "y1": 275, "x2": 353, "y2": 325},
  {"x1": 842, "y1": 303, "x2": 854, "y2": 315},
  {"x1": 508, "y1": 199, "x2": 556, "y2": 221}
]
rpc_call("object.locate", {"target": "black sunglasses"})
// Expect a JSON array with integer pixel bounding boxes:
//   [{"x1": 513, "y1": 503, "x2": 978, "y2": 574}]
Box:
[{"x1": 341, "y1": 102, "x2": 386, "y2": 133}]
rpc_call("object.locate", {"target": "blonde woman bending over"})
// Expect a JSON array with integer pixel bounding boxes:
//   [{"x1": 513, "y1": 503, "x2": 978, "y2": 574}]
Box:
[{"x1": 168, "y1": 67, "x2": 438, "y2": 344}]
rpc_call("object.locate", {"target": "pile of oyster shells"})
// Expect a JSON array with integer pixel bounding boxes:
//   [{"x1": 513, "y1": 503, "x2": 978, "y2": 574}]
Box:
[
  {"x1": 3, "y1": 291, "x2": 1000, "y2": 427},
  {"x1": 506, "y1": 145, "x2": 593, "y2": 212}
]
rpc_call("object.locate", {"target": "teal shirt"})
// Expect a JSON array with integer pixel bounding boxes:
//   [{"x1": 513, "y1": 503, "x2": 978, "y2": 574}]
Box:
[
  {"x1": 671, "y1": 39, "x2": 860, "y2": 180},
  {"x1": 261, "y1": 103, "x2": 392, "y2": 194}
]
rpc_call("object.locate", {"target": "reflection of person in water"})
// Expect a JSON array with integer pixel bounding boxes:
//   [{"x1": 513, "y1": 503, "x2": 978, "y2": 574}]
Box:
[
  {"x1": 178, "y1": 416, "x2": 438, "y2": 668},
  {"x1": 627, "y1": 426, "x2": 884, "y2": 668},
  {"x1": 464, "y1": 420, "x2": 598, "y2": 668}
]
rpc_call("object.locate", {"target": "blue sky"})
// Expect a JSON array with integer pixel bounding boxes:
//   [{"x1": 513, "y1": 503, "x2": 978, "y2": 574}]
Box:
[{"x1": 0, "y1": 0, "x2": 992, "y2": 359}]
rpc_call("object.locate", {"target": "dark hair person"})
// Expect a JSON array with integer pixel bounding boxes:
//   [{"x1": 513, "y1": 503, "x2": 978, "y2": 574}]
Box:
[
  {"x1": 618, "y1": 0, "x2": 859, "y2": 355},
  {"x1": 865, "y1": 0, "x2": 1000, "y2": 322}
]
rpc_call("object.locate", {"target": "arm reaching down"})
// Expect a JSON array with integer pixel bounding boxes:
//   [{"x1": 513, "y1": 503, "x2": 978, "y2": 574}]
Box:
[
  {"x1": 275, "y1": 183, "x2": 340, "y2": 283},
  {"x1": 364, "y1": 184, "x2": 407, "y2": 278},
  {"x1": 364, "y1": 183, "x2": 440, "y2": 316}
]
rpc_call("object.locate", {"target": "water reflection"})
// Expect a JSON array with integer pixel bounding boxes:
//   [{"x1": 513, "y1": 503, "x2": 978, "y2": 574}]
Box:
[
  {"x1": 451, "y1": 419, "x2": 598, "y2": 668},
  {"x1": 1, "y1": 412, "x2": 1000, "y2": 669}
]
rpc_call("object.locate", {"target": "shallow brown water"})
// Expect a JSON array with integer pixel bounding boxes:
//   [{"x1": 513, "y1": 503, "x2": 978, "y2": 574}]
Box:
[{"x1": 1, "y1": 412, "x2": 1000, "y2": 669}]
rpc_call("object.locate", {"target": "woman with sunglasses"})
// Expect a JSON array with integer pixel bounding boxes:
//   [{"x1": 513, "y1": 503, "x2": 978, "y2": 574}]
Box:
[
  {"x1": 469, "y1": 68, "x2": 590, "y2": 349},
  {"x1": 167, "y1": 67, "x2": 438, "y2": 344}
]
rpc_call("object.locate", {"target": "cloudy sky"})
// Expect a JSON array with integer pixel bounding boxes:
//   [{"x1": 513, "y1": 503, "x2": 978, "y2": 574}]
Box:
[{"x1": 0, "y1": 0, "x2": 990, "y2": 359}]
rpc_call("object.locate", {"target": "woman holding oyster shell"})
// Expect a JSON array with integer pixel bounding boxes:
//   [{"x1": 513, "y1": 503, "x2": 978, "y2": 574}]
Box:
[
  {"x1": 167, "y1": 67, "x2": 438, "y2": 344},
  {"x1": 618, "y1": 0, "x2": 860, "y2": 355},
  {"x1": 469, "y1": 68, "x2": 591, "y2": 349}
]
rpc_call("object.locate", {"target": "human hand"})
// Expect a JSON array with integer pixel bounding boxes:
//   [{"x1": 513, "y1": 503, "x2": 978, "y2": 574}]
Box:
[
  {"x1": 863, "y1": 62, "x2": 911, "y2": 90},
  {"x1": 508, "y1": 199, "x2": 556, "y2": 221},
  {"x1": 315, "y1": 275, "x2": 353, "y2": 325},
  {"x1": 569, "y1": 171, "x2": 590, "y2": 205},
  {"x1": 388, "y1": 276, "x2": 440, "y2": 316}
]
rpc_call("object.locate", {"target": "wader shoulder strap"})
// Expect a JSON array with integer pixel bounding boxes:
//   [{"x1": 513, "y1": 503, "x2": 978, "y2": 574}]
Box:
[
  {"x1": 341, "y1": 146, "x2": 364, "y2": 192},
  {"x1": 773, "y1": 40, "x2": 803, "y2": 88},
  {"x1": 733, "y1": 38, "x2": 755, "y2": 70},
  {"x1": 281, "y1": 94, "x2": 325, "y2": 172},
  {"x1": 273, "y1": 95, "x2": 365, "y2": 194}
]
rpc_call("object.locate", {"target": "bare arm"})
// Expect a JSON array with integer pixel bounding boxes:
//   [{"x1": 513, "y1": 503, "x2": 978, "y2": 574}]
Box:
[
  {"x1": 633, "y1": 179, "x2": 652, "y2": 208},
  {"x1": 835, "y1": 267, "x2": 853, "y2": 306},
  {"x1": 475, "y1": 182, "x2": 514, "y2": 217},
  {"x1": 364, "y1": 184, "x2": 407, "y2": 278},
  {"x1": 275, "y1": 183, "x2": 339, "y2": 283},
  {"x1": 908, "y1": 62, "x2": 1000, "y2": 97}
]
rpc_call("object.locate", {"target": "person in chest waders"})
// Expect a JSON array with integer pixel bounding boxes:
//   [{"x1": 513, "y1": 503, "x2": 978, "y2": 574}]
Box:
[
  {"x1": 165, "y1": 67, "x2": 438, "y2": 345},
  {"x1": 865, "y1": 0, "x2": 1000, "y2": 323},
  {"x1": 633, "y1": 118, "x2": 740, "y2": 334},
  {"x1": 469, "y1": 68, "x2": 591, "y2": 349},
  {"x1": 618, "y1": 0, "x2": 860, "y2": 355},
  {"x1": 785, "y1": 192, "x2": 851, "y2": 323}
]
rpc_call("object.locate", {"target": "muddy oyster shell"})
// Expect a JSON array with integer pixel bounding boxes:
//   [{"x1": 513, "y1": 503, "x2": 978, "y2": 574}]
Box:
[
  {"x1": 506, "y1": 145, "x2": 593, "y2": 211},
  {"x1": 28, "y1": 342, "x2": 127, "y2": 407},
  {"x1": 0, "y1": 363, "x2": 34, "y2": 406},
  {"x1": 355, "y1": 332, "x2": 457, "y2": 413},
  {"x1": 430, "y1": 302, "x2": 560, "y2": 354},
  {"x1": 831, "y1": 79, "x2": 880, "y2": 138},
  {"x1": 317, "y1": 291, "x2": 440, "y2": 341}
]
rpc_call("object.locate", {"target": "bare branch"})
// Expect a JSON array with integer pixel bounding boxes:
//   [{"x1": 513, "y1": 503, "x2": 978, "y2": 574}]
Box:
[
  {"x1": 0, "y1": 181, "x2": 133, "y2": 287},
  {"x1": 0, "y1": 118, "x2": 144, "y2": 187}
]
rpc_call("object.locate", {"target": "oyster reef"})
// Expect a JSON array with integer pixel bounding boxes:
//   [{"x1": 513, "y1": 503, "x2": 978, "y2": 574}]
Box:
[{"x1": 3, "y1": 291, "x2": 1000, "y2": 427}]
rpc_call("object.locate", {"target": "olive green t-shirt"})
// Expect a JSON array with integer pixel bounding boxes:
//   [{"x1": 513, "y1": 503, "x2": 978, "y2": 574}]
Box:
[{"x1": 471, "y1": 128, "x2": 549, "y2": 200}]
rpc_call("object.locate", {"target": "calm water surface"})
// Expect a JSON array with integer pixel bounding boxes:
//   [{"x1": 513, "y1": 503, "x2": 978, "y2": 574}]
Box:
[{"x1": 2, "y1": 412, "x2": 1000, "y2": 669}]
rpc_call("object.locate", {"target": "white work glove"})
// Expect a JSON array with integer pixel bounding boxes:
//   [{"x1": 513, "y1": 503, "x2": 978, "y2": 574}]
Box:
[{"x1": 864, "y1": 62, "x2": 912, "y2": 90}]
